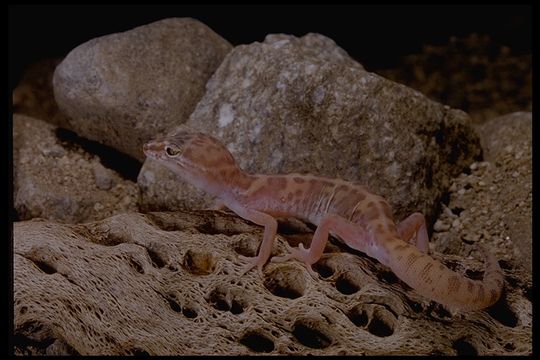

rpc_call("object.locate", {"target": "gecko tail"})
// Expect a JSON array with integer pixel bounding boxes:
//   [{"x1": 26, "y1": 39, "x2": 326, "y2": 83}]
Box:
[{"x1": 387, "y1": 240, "x2": 504, "y2": 311}]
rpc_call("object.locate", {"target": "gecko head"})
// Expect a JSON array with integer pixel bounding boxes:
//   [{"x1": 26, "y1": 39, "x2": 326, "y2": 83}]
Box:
[{"x1": 143, "y1": 130, "x2": 240, "y2": 186}]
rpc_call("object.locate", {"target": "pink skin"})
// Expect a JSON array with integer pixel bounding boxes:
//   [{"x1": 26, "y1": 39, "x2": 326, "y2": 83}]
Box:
[{"x1": 143, "y1": 131, "x2": 504, "y2": 311}]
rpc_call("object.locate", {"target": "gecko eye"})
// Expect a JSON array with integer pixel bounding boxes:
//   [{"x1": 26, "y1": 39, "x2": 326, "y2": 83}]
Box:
[{"x1": 165, "y1": 146, "x2": 181, "y2": 157}]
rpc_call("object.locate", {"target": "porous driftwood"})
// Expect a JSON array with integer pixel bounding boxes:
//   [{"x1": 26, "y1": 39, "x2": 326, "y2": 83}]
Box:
[{"x1": 14, "y1": 210, "x2": 531, "y2": 355}]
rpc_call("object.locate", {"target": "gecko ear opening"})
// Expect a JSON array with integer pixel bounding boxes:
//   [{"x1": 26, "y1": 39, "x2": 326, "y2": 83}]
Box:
[{"x1": 165, "y1": 145, "x2": 181, "y2": 157}]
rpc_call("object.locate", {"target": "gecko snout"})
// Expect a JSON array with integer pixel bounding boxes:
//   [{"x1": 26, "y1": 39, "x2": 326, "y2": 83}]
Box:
[
  {"x1": 143, "y1": 140, "x2": 161, "y2": 157},
  {"x1": 142, "y1": 142, "x2": 151, "y2": 155}
]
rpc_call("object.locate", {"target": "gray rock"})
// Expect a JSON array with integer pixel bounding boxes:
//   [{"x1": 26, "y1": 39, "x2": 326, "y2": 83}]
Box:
[
  {"x1": 13, "y1": 114, "x2": 139, "y2": 223},
  {"x1": 53, "y1": 18, "x2": 232, "y2": 162},
  {"x1": 14, "y1": 211, "x2": 532, "y2": 355},
  {"x1": 140, "y1": 33, "x2": 481, "y2": 225}
]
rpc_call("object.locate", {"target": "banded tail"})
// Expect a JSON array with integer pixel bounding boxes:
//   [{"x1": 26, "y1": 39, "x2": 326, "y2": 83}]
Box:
[{"x1": 387, "y1": 241, "x2": 504, "y2": 311}]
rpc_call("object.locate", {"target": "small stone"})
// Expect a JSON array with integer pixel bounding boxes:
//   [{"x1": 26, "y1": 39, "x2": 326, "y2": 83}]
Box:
[
  {"x1": 120, "y1": 195, "x2": 132, "y2": 207},
  {"x1": 512, "y1": 171, "x2": 519, "y2": 178},
  {"x1": 504, "y1": 145, "x2": 514, "y2": 153},
  {"x1": 93, "y1": 202, "x2": 104, "y2": 211},
  {"x1": 442, "y1": 205, "x2": 457, "y2": 218},
  {"x1": 93, "y1": 163, "x2": 114, "y2": 190},
  {"x1": 457, "y1": 188, "x2": 466, "y2": 195},
  {"x1": 433, "y1": 219, "x2": 450, "y2": 232},
  {"x1": 41, "y1": 145, "x2": 66, "y2": 158},
  {"x1": 452, "y1": 219, "x2": 461, "y2": 228},
  {"x1": 478, "y1": 181, "x2": 486, "y2": 186},
  {"x1": 470, "y1": 162, "x2": 478, "y2": 170},
  {"x1": 462, "y1": 233, "x2": 479, "y2": 243}
]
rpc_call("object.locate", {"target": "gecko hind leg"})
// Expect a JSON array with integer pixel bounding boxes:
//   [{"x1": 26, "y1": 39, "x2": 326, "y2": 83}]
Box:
[
  {"x1": 397, "y1": 212, "x2": 429, "y2": 254},
  {"x1": 272, "y1": 214, "x2": 369, "y2": 277}
]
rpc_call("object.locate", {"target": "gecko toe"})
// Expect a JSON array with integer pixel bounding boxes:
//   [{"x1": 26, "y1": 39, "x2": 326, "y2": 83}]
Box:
[
  {"x1": 271, "y1": 254, "x2": 293, "y2": 263},
  {"x1": 238, "y1": 255, "x2": 267, "y2": 277},
  {"x1": 238, "y1": 254, "x2": 252, "y2": 262},
  {"x1": 305, "y1": 264, "x2": 320, "y2": 279}
]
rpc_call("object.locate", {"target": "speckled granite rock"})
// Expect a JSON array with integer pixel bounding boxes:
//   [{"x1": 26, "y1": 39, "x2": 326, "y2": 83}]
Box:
[
  {"x1": 432, "y1": 112, "x2": 532, "y2": 273},
  {"x1": 139, "y1": 33, "x2": 481, "y2": 225},
  {"x1": 53, "y1": 18, "x2": 232, "y2": 162},
  {"x1": 13, "y1": 114, "x2": 138, "y2": 223},
  {"x1": 14, "y1": 211, "x2": 531, "y2": 355}
]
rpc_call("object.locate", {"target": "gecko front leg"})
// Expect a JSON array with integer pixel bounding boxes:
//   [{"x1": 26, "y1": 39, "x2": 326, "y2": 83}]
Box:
[{"x1": 226, "y1": 202, "x2": 278, "y2": 277}]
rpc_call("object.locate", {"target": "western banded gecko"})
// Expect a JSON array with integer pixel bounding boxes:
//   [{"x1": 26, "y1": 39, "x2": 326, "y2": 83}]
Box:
[{"x1": 143, "y1": 130, "x2": 503, "y2": 311}]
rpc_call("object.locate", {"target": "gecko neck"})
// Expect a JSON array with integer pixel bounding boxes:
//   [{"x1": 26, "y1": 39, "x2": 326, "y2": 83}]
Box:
[{"x1": 195, "y1": 166, "x2": 258, "y2": 201}]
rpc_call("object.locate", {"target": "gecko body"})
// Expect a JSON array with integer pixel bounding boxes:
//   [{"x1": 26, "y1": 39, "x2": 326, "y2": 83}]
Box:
[{"x1": 143, "y1": 130, "x2": 504, "y2": 311}]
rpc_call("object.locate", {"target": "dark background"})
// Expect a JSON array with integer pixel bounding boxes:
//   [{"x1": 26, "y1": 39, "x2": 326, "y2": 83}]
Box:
[{"x1": 9, "y1": 5, "x2": 531, "y2": 91}]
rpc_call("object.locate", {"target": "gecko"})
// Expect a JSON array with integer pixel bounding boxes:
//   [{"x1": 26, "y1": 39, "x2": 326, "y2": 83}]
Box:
[{"x1": 143, "y1": 130, "x2": 504, "y2": 311}]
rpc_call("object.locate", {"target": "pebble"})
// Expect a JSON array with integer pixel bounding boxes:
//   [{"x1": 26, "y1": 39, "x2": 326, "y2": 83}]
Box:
[
  {"x1": 93, "y1": 163, "x2": 114, "y2": 190},
  {"x1": 94, "y1": 202, "x2": 104, "y2": 211},
  {"x1": 41, "y1": 145, "x2": 66, "y2": 158},
  {"x1": 478, "y1": 181, "x2": 486, "y2": 186},
  {"x1": 452, "y1": 219, "x2": 461, "y2": 228},
  {"x1": 512, "y1": 171, "x2": 519, "y2": 178},
  {"x1": 434, "y1": 219, "x2": 450, "y2": 232},
  {"x1": 442, "y1": 205, "x2": 456, "y2": 218},
  {"x1": 457, "y1": 188, "x2": 466, "y2": 195}
]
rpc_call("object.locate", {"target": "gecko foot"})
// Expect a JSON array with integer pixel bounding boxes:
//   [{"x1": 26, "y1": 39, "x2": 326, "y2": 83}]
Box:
[
  {"x1": 238, "y1": 255, "x2": 265, "y2": 278},
  {"x1": 271, "y1": 243, "x2": 320, "y2": 279}
]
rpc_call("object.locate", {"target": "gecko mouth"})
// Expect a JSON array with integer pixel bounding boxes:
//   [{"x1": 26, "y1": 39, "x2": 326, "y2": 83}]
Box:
[
  {"x1": 143, "y1": 141, "x2": 163, "y2": 158},
  {"x1": 142, "y1": 143, "x2": 153, "y2": 157}
]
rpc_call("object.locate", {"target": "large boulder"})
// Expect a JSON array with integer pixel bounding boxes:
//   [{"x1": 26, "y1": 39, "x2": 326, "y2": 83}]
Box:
[{"x1": 53, "y1": 18, "x2": 232, "y2": 162}]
